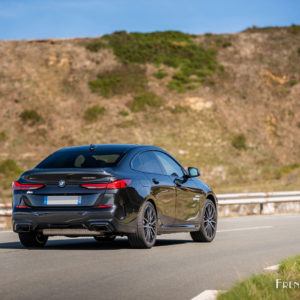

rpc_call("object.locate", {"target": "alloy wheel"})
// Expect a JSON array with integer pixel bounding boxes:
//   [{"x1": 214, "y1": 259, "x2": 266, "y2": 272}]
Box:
[
  {"x1": 203, "y1": 203, "x2": 216, "y2": 238},
  {"x1": 143, "y1": 206, "x2": 157, "y2": 243}
]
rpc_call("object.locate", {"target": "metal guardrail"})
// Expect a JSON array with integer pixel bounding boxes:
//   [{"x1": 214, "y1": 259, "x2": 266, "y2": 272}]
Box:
[
  {"x1": 216, "y1": 191, "x2": 300, "y2": 205},
  {"x1": 1, "y1": 191, "x2": 300, "y2": 216},
  {"x1": 216, "y1": 191, "x2": 300, "y2": 214},
  {"x1": 0, "y1": 203, "x2": 12, "y2": 216}
]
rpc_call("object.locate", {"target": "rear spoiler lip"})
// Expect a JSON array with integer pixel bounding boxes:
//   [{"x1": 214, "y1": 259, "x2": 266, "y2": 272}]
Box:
[
  {"x1": 21, "y1": 167, "x2": 115, "y2": 176},
  {"x1": 18, "y1": 168, "x2": 117, "y2": 184}
]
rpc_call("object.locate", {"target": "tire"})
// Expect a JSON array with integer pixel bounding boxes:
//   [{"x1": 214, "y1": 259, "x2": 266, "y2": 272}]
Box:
[
  {"x1": 94, "y1": 235, "x2": 116, "y2": 242},
  {"x1": 191, "y1": 199, "x2": 217, "y2": 242},
  {"x1": 18, "y1": 232, "x2": 48, "y2": 248},
  {"x1": 128, "y1": 201, "x2": 157, "y2": 249}
]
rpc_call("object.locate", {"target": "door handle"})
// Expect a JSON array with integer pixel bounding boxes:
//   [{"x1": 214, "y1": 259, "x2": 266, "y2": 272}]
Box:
[{"x1": 152, "y1": 178, "x2": 159, "y2": 184}]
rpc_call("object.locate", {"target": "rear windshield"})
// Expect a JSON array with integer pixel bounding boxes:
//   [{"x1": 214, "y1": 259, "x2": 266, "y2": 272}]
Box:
[{"x1": 36, "y1": 149, "x2": 126, "y2": 169}]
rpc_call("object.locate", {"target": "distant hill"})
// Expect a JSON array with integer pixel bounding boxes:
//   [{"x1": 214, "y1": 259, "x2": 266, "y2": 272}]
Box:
[{"x1": 0, "y1": 25, "x2": 299, "y2": 202}]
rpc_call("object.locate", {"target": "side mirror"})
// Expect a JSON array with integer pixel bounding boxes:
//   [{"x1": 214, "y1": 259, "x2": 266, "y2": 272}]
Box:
[{"x1": 188, "y1": 167, "x2": 200, "y2": 177}]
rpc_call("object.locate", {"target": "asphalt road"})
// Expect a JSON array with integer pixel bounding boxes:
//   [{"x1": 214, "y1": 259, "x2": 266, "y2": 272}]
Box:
[{"x1": 0, "y1": 214, "x2": 300, "y2": 300}]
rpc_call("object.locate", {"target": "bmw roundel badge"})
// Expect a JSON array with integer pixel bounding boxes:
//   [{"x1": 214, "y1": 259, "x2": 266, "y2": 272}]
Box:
[{"x1": 58, "y1": 180, "x2": 66, "y2": 188}]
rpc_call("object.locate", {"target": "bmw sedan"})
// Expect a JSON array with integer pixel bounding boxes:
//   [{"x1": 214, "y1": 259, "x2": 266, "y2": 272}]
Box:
[{"x1": 12, "y1": 144, "x2": 218, "y2": 249}]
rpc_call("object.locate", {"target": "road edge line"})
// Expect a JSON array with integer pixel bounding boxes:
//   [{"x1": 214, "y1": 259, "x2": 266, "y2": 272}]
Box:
[
  {"x1": 264, "y1": 264, "x2": 279, "y2": 272},
  {"x1": 191, "y1": 290, "x2": 224, "y2": 300}
]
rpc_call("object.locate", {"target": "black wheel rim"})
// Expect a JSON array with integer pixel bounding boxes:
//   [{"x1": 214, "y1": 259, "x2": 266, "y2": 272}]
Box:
[
  {"x1": 143, "y1": 206, "x2": 156, "y2": 243},
  {"x1": 203, "y1": 203, "x2": 216, "y2": 238}
]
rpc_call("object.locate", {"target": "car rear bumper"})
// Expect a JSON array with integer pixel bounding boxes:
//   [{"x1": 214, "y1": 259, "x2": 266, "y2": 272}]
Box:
[{"x1": 12, "y1": 207, "x2": 137, "y2": 235}]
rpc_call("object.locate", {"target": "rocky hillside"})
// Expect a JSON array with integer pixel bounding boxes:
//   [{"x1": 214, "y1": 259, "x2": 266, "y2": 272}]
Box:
[{"x1": 0, "y1": 26, "x2": 299, "y2": 203}]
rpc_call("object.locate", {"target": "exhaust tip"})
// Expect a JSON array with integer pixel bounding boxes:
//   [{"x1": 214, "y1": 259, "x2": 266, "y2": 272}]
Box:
[{"x1": 15, "y1": 223, "x2": 31, "y2": 232}]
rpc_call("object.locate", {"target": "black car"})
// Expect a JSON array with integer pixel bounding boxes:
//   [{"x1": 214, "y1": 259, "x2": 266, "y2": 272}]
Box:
[{"x1": 12, "y1": 144, "x2": 217, "y2": 249}]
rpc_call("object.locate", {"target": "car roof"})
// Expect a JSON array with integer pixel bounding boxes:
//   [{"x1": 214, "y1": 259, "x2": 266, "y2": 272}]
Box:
[{"x1": 57, "y1": 144, "x2": 165, "y2": 153}]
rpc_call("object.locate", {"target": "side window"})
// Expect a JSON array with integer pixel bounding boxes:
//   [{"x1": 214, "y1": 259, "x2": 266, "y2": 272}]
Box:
[
  {"x1": 131, "y1": 154, "x2": 143, "y2": 172},
  {"x1": 154, "y1": 152, "x2": 184, "y2": 177},
  {"x1": 138, "y1": 151, "x2": 164, "y2": 174}
]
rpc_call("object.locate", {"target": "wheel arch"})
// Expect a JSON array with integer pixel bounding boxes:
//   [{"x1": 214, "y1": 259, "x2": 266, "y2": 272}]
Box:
[
  {"x1": 206, "y1": 193, "x2": 218, "y2": 209},
  {"x1": 146, "y1": 198, "x2": 158, "y2": 215}
]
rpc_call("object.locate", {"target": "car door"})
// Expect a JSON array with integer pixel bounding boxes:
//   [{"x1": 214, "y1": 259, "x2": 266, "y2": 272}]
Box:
[
  {"x1": 135, "y1": 151, "x2": 176, "y2": 226},
  {"x1": 153, "y1": 151, "x2": 203, "y2": 226}
]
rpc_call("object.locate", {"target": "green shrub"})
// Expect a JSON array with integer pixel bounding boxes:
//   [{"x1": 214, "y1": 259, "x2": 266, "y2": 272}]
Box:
[
  {"x1": 297, "y1": 122, "x2": 300, "y2": 128},
  {"x1": 219, "y1": 65, "x2": 225, "y2": 72},
  {"x1": 0, "y1": 131, "x2": 6, "y2": 141},
  {"x1": 89, "y1": 64, "x2": 147, "y2": 98},
  {"x1": 222, "y1": 41, "x2": 232, "y2": 48},
  {"x1": 128, "y1": 92, "x2": 163, "y2": 112},
  {"x1": 20, "y1": 109, "x2": 43, "y2": 125},
  {"x1": 0, "y1": 159, "x2": 22, "y2": 175},
  {"x1": 186, "y1": 84, "x2": 199, "y2": 90},
  {"x1": 167, "y1": 79, "x2": 186, "y2": 93},
  {"x1": 153, "y1": 69, "x2": 168, "y2": 79},
  {"x1": 101, "y1": 31, "x2": 192, "y2": 65},
  {"x1": 0, "y1": 159, "x2": 22, "y2": 188},
  {"x1": 84, "y1": 105, "x2": 105, "y2": 121},
  {"x1": 119, "y1": 110, "x2": 129, "y2": 116},
  {"x1": 85, "y1": 40, "x2": 108, "y2": 52},
  {"x1": 87, "y1": 31, "x2": 218, "y2": 93},
  {"x1": 232, "y1": 133, "x2": 247, "y2": 150},
  {"x1": 297, "y1": 48, "x2": 300, "y2": 55}
]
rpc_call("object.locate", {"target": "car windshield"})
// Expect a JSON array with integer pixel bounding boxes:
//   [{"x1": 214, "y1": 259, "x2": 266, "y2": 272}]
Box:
[{"x1": 36, "y1": 149, "x2": 126, "y2": 169}]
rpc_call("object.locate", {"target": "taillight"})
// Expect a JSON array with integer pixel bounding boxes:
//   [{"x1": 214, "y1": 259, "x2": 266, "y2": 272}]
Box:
[
  {"x1": 16, "y1": 205, "x2": 28, "y2": 209},
  {"x1": 97, "y1": 205, "x2": 112, "y2": 208},
  {"x1": 81, "y1": 179, "x2": 131, "y2": 190},
  {"x1": 13, "y1": 181, "x2": 44, "y2": 190}
]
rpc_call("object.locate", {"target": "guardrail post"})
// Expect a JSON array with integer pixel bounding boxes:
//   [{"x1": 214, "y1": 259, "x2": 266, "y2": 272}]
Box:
[{"x1": 260, "y1": 203, "x2": 263, "y2": 214}]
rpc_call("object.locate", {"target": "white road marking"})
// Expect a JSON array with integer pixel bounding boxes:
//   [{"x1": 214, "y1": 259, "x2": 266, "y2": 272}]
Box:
[
  {"x1": 264, "y1": 264, "x2": 279, "y2": 272},
  {"x1": 0, "y1": 230, "x2": 12, "y2": 233},
  {"x1": 191, "y1": 290, "x2": 222, "y2": 300},
  {"x1": 217, "y1": 225, "x2": 273, "y2": 233}
]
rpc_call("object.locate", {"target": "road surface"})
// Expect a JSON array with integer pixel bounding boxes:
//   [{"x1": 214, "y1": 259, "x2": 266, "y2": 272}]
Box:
[{"x1": 0, "y1": 214, "x2": 300, "y2": 300}]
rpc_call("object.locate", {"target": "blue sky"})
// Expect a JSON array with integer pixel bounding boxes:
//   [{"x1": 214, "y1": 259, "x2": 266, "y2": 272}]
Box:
[{"x1": 0, "y1": 0, "x2": 299, "y2": 40}]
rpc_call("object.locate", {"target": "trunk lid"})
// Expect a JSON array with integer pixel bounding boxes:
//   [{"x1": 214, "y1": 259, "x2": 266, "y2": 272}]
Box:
[{"x1": 18, "y1": 168, "x2": 115, "y2": 208}]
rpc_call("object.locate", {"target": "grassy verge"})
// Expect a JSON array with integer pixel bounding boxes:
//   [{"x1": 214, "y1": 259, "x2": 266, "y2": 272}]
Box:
[{"x1": 218, "y1": 255, "x2": 300, "y2": 300}]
